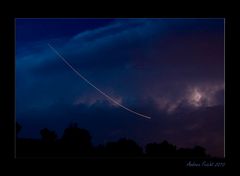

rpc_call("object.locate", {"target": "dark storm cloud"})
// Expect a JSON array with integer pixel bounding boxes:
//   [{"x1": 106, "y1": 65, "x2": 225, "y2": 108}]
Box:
[
  {"x1": 16, "y1": 19, "x2": 224, "y2": 157},
  {"x1": 16, "y1": 19, "x2": 224, "y2": 108},
  {"x1": 32, "y1": 18, "x2": 224, "y2": 74}
]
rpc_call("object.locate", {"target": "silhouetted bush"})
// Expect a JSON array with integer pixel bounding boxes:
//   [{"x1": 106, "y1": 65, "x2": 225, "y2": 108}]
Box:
[
  {"x1": 40, "y1": 128, "x2": 57, "y2": 142},
  {"x1": 60, "y1": 123, "x2": 92, "y2": 156},
  {"x1": 177, "y1": 146, "x2": 208, "y2": 158},
  {"x1": 104, "y1": 138, "x2": 143, "y2": 156},
  {"x1": 145, "y1": 140, "x2": 177, "y2": 157},
  {"x1": 16, "y1": 122, "x2": 210, "y2": 158}
]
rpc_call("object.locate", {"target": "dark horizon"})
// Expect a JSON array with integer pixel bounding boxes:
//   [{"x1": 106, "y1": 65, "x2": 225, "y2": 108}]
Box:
[
  {"x1": 16, "y1": 122, "x2": 218, "y2": 158},
  {"x1": 16, "y1": 18, "x2": 224, "y2": 158}
]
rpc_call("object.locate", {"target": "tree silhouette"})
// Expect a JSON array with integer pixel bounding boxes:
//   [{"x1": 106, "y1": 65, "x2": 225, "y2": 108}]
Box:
[
  {"x1": 40, "y1": 128, "x2": 57, "y2": 142},
  {"x1": 16, "y1": 123, "x2": 211, "y2": 158},
  {"x1": 61, "y1": 123, "x2": 92, "y2": 156},
  {"x1": 62, "y1": 123, "x2": 91, "y2": 146},
  {"x1": 192, "y1": 145, "x2": 207, "y2": 157},
  {"x1": 177, "y1": 146, "x2": 208, "y2": 157},
  {"x1": 105, "y1": 138, "x2": 143, "y2": 156},
  {"x1": 145, "y1": 140, "x2": 177, "y2": 157}
]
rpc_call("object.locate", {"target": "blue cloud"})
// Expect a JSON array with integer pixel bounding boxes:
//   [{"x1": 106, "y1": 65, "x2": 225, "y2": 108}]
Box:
[{"x1": 16, "y1": 19, "x2": 224, "y2": 157}]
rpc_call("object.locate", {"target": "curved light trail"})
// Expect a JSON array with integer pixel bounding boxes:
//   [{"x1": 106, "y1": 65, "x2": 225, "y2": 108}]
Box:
[{"x1": 48, "y1": 43, "x2": 151, "y2": 119}]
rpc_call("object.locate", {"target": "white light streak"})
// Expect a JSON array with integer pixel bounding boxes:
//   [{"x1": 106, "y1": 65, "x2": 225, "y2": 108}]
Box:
[{"x1": 48, "y1": 43, "x2": 151, "y2": 119}]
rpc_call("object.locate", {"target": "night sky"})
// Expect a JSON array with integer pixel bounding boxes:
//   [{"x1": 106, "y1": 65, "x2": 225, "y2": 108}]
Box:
[{"x1": 16, "y1": 18, "x2": 224, "y2": 157}]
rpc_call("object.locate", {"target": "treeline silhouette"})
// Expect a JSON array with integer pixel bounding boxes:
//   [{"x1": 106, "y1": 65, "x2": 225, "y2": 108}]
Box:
[{"x1": 16, "y1": 122, "x2": 210, "y2": 158}]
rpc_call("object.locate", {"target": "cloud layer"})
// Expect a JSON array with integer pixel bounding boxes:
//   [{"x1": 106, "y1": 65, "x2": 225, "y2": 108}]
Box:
[{"x1": 16, "y1": 19, "x2": 224, "y2": 157}]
